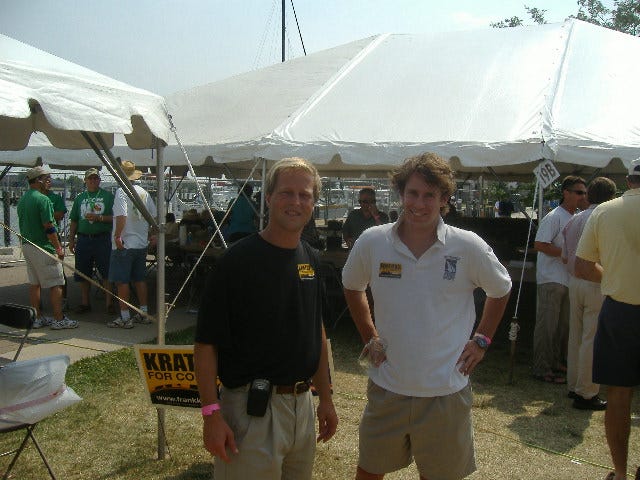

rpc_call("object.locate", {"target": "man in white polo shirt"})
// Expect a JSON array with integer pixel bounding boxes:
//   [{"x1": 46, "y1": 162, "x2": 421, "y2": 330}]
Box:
[
  {"x1": 575, "y1": 159, "x2": 640, "y2": 480},
  {"x1": 342, "y1": 153, "x2": 511, "y2": 480},
  {"x1": 533, "y1": 175, "x2": 588, "y2": 384}
]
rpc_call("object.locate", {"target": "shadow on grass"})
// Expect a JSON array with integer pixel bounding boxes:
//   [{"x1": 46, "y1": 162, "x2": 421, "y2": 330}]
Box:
[{"x1": 163, "y1": 461, "x2": 213, "y2": 480}]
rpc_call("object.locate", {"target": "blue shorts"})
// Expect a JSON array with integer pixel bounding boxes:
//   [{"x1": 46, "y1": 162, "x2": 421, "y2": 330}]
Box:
[
  {"x1": 73, "y1": 234, "x2": 111, "y2": 281},
  {"x1": 108, "y1": 248, "x2": 147, "y2": 284},
  {"x1": 593, "y1": 296, "x2": 640, "y2": 387}
]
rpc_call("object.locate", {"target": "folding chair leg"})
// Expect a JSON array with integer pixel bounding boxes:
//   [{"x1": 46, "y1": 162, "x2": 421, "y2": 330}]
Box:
[
  {"x1": 28, "y1": 427, "x2": 57, "y2": 480},
  {"x1": 2, "y1": 425, "x2": 57, "y2": 480},
  {"x1": 2, "y1": 429, "x2": 30, "y2": 480}
]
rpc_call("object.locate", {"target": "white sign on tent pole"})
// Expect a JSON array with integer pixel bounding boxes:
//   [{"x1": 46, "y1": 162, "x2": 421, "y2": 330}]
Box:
[{"x1": 533, "y1": 160, "x2": 560, "y2": 189}]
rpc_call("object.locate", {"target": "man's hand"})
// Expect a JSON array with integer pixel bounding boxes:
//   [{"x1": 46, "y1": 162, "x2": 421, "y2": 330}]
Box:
[
  {"x1": 114, "y1": 236, "x2": 125, "y2": 250},
  {"x1": 316, "y1": 400, "x2": 338, "y2": 443},
  {"x1": 68, "y1": 239, "x2": 75, "y2": 254},
  {"x1": 358, "y1": 337, "x2": 387, "y2": 367},
  {"x1": 203, "y1": 413, "x2": 238, "y2": 463},
  {"x1": 457, "y1": 340, "x2": 486, "y2": 376}
]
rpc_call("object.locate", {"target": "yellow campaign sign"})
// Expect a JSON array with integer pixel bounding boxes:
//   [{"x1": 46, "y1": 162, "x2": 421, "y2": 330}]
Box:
[{"x1": 134, "y1": 344, "x2": 202, "y2": 410}]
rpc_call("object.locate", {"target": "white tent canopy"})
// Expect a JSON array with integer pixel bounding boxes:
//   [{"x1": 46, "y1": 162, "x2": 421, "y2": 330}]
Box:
[
  {"x1": 4, "y1": 19, "x2": 640, "y2": 180},
  {"x1": 0, "y1": 33, "x2": 169, "y2": 151}
]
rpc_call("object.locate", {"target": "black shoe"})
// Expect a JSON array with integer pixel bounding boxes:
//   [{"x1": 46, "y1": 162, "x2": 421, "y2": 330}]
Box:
[
  {"x1": 572, "y1": 395, "x2": 607, "y2": 411},
  {"x1": 568, "y1": 391, "x2": 579, "y2": 400}
]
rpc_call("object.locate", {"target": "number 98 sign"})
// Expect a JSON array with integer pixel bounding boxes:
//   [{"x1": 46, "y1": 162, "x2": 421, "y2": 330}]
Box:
[{"x1": 533, "y1": 160, "x2": 560, "y2": 189}]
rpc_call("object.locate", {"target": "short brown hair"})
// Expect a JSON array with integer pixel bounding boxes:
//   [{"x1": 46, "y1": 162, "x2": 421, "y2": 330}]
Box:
[
  {"x1": 587, "y1": 177, "x2": 617, "y2": 205},
  {"x1": 561, "y1": 175, "x2": 587, "y2": 192},
  {"x1": 391, "y1": 153, "x2": 456, "y2": 214},
  {"x1": 265, "y1": 157, "x2": 322, "y2": 202}
]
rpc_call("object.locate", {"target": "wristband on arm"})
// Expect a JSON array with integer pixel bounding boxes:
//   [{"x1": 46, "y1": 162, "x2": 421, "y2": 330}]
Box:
[
  {"x1": 45, "y1": 226, "x2": 57, "y2": 235},
  {"x1": 201, "y1": 403, "x2": 221, "y2": 416}
]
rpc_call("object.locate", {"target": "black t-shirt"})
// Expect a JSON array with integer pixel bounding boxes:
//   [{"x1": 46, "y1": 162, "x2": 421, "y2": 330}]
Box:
[{"x1": 195, "y1": 233, "x2": 323, "y2": 388}]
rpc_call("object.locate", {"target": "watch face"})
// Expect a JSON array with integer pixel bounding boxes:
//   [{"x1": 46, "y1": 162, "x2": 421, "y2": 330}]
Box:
[{"x1": 473, "y1": 336, "x2": 489, "y2": 349}]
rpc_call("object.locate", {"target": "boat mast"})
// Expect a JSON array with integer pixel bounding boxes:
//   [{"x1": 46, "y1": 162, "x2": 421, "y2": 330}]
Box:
[{"x1": 282, "y1": 0, "x2": 285, "y2": 62}]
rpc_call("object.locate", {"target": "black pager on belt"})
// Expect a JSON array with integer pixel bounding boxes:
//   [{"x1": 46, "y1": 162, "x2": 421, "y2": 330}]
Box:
[{"x1": 247, "y1": 378, "x2": 272, "y2": 417}]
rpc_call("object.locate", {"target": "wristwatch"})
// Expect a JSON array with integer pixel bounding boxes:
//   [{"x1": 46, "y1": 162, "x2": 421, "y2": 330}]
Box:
[{"x1": 472, "y1": 333, "x2": 491, "y2": 350}]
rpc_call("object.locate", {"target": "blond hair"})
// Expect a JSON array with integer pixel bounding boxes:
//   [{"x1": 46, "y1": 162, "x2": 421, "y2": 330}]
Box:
[{"x1": 265, "y1": 157, "x2": 322, "y2": 201}]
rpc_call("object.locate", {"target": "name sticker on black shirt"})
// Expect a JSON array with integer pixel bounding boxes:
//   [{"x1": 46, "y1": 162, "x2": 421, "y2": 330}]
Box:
[
  {"x1": 298, "y1": 263, "x2": 316, "y2": 280},
  {"x1": 379, "y1": 262, "x2": 402, "y2": 279}
]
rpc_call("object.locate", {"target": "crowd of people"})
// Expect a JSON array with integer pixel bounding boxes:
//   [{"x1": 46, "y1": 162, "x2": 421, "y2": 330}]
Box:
[
  {"x1": 16, "y1": 153, "x2": 640, "y2": 480},
  {"x1": 17, "y1": 160, "x2": 156, "y2": 330}
]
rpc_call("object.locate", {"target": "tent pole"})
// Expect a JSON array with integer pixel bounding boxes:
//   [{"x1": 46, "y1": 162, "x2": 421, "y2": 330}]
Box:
[
  {"x1": 92, "y1": 133, "x2": 158, "y2": 228},
  {"x1": 155, "y1": 142, "x2": 168, "y2": 460},
  {"x1": 260, "y1": 158, "x2": 267, "y2": 230}
]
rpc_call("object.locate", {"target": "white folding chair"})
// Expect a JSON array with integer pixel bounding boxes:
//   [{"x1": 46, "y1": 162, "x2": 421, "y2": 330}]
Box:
[{"x1": 0, "y1": 304, "x2": 81, "y2": 480}]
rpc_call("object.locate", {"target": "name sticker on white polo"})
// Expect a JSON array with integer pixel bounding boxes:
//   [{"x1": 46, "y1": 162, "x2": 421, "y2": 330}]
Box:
[
  {"x1": 443, "y1": 256, "x2": 460, "y2": 281},
  {"x1": 379, "y1": 262, "x2": 402, "y2": 279}
]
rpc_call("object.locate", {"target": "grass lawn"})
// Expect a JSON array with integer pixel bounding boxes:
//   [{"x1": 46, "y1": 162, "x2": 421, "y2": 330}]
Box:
[{"x1": 2, "y1": 315, "x2": 640, "y2": 479}]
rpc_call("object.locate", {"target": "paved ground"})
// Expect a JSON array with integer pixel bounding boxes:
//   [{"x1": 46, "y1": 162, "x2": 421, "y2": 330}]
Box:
[{"x1": 0, "y1": 247, "x2": 197, "y2": 364}]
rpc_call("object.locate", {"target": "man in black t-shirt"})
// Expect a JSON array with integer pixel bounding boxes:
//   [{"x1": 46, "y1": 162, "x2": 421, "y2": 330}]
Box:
[{"x1": 194, "y1": 158, "x2": 338, "y2": 480}]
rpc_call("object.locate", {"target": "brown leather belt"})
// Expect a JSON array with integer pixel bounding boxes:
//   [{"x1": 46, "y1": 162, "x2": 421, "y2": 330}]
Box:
[{"x1": 275, "y1": 380, "x2": 311, "y2": 395}]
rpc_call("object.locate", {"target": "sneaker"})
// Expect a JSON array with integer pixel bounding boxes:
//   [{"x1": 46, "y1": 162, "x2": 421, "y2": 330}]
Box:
[
  {"x1": 33, "y1": 316, "x2": 53, "y2": 329},
  {"x1": 572, "y1": 394, "x2": 607, "y2": 411},
  {"x1": 107, "y1": 317, "x2": 133, "y2": 329},
  {"x1": 132, "y1": 312, "x2": 152, "y2": 324},
  {"x1": 50, "y1": 316, "x2": 79, "y2": 330}
]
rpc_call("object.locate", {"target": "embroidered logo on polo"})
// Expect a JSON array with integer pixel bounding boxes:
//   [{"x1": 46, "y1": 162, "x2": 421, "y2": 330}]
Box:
[
  {"x1": 443, "y1": 256, "x2": 460, "y2": 281},
  {"x1": 379, "y1": 262, "x2": 402, "y2": 279},
  {"x1": 298, "y1": 263, "x2": 315, "y2": 280}
]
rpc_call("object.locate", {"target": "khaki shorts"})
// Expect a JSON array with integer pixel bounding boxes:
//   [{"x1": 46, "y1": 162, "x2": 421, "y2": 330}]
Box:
[
  {"x1": 22, "y1": 244, "x2": 64, "y2": 289},
  {"x1": 359, "y1": 380, "x2": 476, "y2": 480},
  {"x1": 214, "y1": 385, "x2": 316, "y2": 480}
]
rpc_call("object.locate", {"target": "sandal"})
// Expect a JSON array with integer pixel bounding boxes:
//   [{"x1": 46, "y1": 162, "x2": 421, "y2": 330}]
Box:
[{"x1": 533, "y1": 372, "x2": 566, "y2": 384}]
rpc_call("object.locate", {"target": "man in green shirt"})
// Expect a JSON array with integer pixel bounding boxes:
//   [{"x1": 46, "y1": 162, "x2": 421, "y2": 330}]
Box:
[
  {"x1": 17, "y1": 166, "x2": 78, "y2": 329},
  {"x1": 68, "y1": 168, "x2": 115, "y2": 314}
]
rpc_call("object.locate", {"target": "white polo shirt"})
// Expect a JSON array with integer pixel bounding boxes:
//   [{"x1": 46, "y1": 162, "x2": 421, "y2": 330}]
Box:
[
  {"x1": 342, "y1": 218, "x2": 511, "y2": 397},
  {"x1": 535, "y1": 205, "x2": 574, "y2": 286}
]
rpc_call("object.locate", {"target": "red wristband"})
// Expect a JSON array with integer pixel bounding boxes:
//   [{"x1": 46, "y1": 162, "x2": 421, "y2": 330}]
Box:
[{"x1": 201, "y1": 403, "x2": 221, "y2": 416}]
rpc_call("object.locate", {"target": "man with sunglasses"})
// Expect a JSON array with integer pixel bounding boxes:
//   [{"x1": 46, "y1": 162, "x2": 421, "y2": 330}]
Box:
[
  {"x1": 17, "y1": 166, "x2": 77, "y2": 329},
  {"x1": 532, "y1": 175, "x2": 588, "y2": 384},
  {"x1": 343, "y1": 188, "x2": 390, "y2": 248}
]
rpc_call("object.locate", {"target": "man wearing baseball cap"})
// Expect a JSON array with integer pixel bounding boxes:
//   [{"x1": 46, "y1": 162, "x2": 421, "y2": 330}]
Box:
[
  {"x1": 68, "y1": 168, "x2": 115, "y2": 314},
  {"x1": 17, "y1": 165, "x2": 78, "y2": 329},
  {"x1": 575, "y1": 158, "x2": 640, "y2": 480}
]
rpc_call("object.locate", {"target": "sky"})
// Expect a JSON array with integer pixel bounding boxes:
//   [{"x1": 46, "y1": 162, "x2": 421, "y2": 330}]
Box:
[{"x1": 1, "y1": 0, "x2": 614, "y2": 96}]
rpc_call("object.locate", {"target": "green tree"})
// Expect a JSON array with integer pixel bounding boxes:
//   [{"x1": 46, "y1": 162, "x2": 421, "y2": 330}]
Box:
[
  {"x1": 491, "y1": 1, "x2": 640, "y2": 35},
  {"x1": 66, "y1": 175, "x2": 83, "y2": 190},
  {"x1": 490, "y1": 6, "x2": 547, "y2": 28},
  {"x1": 576, "y1": 0, "x2": 640, "y2": 35}
]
